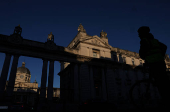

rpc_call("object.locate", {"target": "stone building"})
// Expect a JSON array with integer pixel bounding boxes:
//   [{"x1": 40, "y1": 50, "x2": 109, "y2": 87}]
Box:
[
  {"x1": 4, "y1": 62, "x2": 60, "y2": 106},
  {"x1": 58, "y1": 24, "x2": 170, "y2": 110}
]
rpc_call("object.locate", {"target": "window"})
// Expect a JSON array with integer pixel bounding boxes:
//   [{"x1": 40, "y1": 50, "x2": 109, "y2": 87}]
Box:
[
  {"x1": 112, "y1": 55, "x2": 117, "y2": 61},
  {"x1": 93, "y1": 52, "x2": 97, "y2": 57},
  {"x1": 132, "y1": 58, "x2": 135, "y2": 65},
  {"x1": 92, "y1": 49, "x2": 100, "y2": 58}
]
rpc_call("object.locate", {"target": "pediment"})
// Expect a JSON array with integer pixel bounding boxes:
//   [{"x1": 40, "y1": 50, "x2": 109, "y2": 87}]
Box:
[{"x1": 81, "y1": 36, "x2": 111, "y2": 48}]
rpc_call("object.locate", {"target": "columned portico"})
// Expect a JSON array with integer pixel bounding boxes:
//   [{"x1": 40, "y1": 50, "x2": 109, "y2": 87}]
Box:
[
  {"x1": 39, "y1": 59, "x2": 48, "y2": 103},
  {"x1": 102, "y1": 68, "x2": 107, "y2": 101},
  {"x1": 5, "y1": 54, "x2": 20, "y2": 102},
  {"x1": 89, "y1": 65, "x2": 95, "y2": 99},
  {"x1": 47, "y1": 60, "x2": 54, "y2": 103},
  {"x1": 0, "y1": 53, "x2": 12, "y2": 100}
]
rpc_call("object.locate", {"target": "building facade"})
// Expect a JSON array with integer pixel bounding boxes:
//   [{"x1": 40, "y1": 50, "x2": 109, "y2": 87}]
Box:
[
  {"x1": 58, "y1": 24, "x2": 170, "y2": 110},
  {"x1": 4, "y1": 62, "x2": 60, "y2": 106}
]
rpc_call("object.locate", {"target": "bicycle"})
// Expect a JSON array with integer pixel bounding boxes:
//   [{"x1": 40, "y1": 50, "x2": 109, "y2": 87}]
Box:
[{"x1": 129, "y1": 65, "x2": 162, "y2": 109}]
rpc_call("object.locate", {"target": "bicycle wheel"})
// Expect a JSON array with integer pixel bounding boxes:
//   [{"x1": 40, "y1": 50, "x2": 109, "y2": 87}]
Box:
[{"x1": 129, "y1": 79, "x2": 159, "y2": 109}]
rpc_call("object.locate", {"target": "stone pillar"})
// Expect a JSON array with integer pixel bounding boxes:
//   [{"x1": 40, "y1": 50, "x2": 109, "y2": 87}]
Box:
[
  {"x1": 74, "y1": 64, "x2": 79, "y2": 103},
  {"x1": 47, "y1": 60, "x2": 54, "y2": 103},
  {"x1": 5, "y1": 54, "x2": 20, "y2": 103},
  {"x1": 101, "y1": 68, "x2": 107, "y2": 101},
  {"x1": 39, "y1": 59, "x2": 48, "y2": 103},
  {"x1": 90, "y1": 65, "x2": 95, "y2": 99},
  {"x1": 0, "y1": 53, "x2": 12, "y2": 100}
]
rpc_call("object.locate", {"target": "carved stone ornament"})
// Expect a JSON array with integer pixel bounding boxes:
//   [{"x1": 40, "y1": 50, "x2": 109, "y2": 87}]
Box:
[
  {"x1": 45, "y1": 40, "x2": 57, "y2": 50},
  {"x1": 126, "y1": 52, "x2": 130, "y2": 56},
  {"x1": 100, "y1": 30, "x2": 107, "y2": 38},
  {"x1": 165, "y1": 54, "x2": 170, "y2": 62},
  {"x1": 121, "y1": 50, "x2": 126, "y2": 54},
  {"x1": 117, "y1": 48, "x2": 120, "y2": 53},
  {"x1": 77, "y1": 23, "x2": 86, "y2": 33},
  {"x1": 47, "y1": 32, "x2": 54, "y2": 41}
]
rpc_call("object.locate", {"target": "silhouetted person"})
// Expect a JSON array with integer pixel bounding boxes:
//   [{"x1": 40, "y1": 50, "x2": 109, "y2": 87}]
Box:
[{"x1": 138, "y1": 26, "x2": 170, "y2": 109}]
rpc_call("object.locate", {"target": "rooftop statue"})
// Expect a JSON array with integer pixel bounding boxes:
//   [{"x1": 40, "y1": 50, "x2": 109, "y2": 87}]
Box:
[
  {"x1": 77, "y1": 23, "x2": 86, "y2": 33},
  {"x1": 47, "y1": 32, "x2": 54, "y2": 41},
  {"x1": 8, "y1": 25, "x2": 23, "y2": 44},
  {"x1": 100, "y1": 30, "x2": 107, "y2": 38},
  {"x1": 13, "y1": 24, "x2": 22, "y2": 36}
]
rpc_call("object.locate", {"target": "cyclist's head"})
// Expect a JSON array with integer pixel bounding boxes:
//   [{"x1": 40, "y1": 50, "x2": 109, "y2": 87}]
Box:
[
  {"x1": 138, "y1": 26, "x2": 150, "y2": 38},
  {"x1": 138, "y1": 26, "x2": 150, "y2": 33}
]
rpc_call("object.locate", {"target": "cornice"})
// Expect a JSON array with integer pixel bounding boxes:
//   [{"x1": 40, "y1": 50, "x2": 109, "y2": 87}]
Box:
[{"x1": 111, "y1": 47, "x2": 140, "y2": 59}]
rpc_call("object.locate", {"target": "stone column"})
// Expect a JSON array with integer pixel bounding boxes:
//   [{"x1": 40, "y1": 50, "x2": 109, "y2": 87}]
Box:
[
  {"x1": 5, "y1": 54, "x2": 20, "y2": 103},
  {"x1": 90, "y1": 65, "x2": 95, "y2": 99},
  {"x1": 74, "y1": 64, "x2": 79, "y2": 103},
  {"x1": 39, "y1": 59, "x2": 48, "y2": 103},
  {"x1": 47, "y1": 60, "x2": 54, "y2": 103},
  {"x1": 102, "y1": 68, "x2": 107, "y2": 101},
  {"x1": 0, "y1": 53, "x2": 12, "y2": 100}
]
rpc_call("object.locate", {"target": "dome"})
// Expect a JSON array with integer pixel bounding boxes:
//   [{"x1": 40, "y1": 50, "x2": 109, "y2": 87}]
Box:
[
  {"x1": 17, "y1": 67, "x2": 30, "y2": 74},
  {"x1": 17, "y1": 62, "x2": 30, "y2": 74}
]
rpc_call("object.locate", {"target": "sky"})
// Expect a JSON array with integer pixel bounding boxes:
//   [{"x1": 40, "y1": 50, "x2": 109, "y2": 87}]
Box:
[{"x1": 0, "y1": 0, "x2": 170, "y2": 88}]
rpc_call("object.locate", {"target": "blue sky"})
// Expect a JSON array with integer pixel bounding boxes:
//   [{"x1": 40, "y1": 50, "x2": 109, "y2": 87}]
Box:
[{"x1": 0, "y1": 0, "x2": 170, "y2": 88}]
